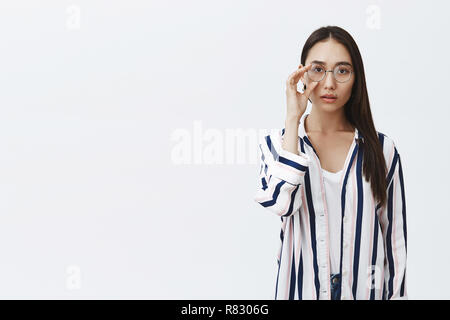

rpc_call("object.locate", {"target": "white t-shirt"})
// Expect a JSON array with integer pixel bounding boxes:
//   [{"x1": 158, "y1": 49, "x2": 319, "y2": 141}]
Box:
[{"x1": 321, "y1": 167, "x2": 343, "y2": 275}]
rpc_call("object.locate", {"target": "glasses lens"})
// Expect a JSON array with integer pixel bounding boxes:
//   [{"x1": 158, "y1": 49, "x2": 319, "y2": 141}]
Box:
[
  {"x1": 307, "y1": 63, "x2": 325, "y2": 82},
  {"x1": 334, "y1": 65, "x2": 352, "y2": 82}
]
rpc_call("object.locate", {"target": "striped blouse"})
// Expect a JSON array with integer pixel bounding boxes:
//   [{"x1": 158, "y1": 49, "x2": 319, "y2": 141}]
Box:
[{"x1": 253, "y1": 111, "x2": 408, "y2": 300}]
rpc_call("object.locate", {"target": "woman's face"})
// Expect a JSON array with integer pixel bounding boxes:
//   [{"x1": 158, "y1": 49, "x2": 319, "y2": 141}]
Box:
[{"x1": 301, "y1": 38, "x2": 355, "y2": 112}]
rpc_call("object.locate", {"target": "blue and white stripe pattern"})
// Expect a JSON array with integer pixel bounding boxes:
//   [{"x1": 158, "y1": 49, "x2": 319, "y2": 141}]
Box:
[{"x1": 253, "y1": 111, "x2": 407, "y2": 300}]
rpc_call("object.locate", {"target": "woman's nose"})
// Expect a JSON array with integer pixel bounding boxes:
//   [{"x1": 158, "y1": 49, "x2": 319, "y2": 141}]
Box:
[{"x1": 323, "y1": 71, "x2": 336, "y2": 89}]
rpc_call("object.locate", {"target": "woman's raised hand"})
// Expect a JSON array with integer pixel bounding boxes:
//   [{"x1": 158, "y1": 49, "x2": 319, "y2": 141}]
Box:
[{"x1": 285, "y1": 63, "x2": 319, "y2": 119}]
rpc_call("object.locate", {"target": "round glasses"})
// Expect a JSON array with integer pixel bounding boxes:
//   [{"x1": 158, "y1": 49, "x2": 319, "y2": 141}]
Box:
[{"x1": 306, "y1": 63, "x2": 353, "y2": 83}]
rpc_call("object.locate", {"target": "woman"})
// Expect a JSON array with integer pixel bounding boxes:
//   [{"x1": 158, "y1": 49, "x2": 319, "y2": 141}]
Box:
[{"x1": 253, "y1": 26, "x2": 407, "y2": 300}]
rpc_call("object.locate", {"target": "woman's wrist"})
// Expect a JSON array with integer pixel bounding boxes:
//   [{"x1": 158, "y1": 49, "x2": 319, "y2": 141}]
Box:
[
  {"x1": 285, "y1": 114, "x2": 301, "y2": 126},
  {"x1": 283, "y1": 115, "x2": 301, "y2": 155}
]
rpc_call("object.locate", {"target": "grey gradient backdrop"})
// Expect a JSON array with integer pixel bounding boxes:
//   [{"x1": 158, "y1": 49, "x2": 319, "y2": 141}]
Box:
[{"x1": 0, "y1": 0, "x2": 448, "y2": 299}]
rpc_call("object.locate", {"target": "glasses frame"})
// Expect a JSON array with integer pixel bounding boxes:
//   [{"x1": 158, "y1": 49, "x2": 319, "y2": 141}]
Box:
[{"x1": 306, "y1": 63, "x2": 354, "y2": 83}]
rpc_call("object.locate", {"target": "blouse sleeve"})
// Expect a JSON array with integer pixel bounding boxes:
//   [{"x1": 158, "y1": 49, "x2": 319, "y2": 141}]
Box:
[
  {"x1": 379, "y1": 144, "x2": 408, "y2": 300},
  {"x1": 253, "y1": 129, "x2": 310, "y2": 217}
]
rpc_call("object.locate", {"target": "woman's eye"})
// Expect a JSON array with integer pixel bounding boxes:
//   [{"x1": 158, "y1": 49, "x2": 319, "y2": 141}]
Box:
[
  {"x1": 337, "y1": 67, "x2": 351, "y2": 74},
  {"x1": 313, "y1": 67, "x2": 323, "y2": 72}
]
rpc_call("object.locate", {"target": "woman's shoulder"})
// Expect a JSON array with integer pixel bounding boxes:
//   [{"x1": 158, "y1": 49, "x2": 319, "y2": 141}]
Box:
[
  {"x1": 376, "y1": 131, "x2": 398, "y2": 148},
  {"x1": 376, "y1": 131, "x2": 400, "y2": 167}
]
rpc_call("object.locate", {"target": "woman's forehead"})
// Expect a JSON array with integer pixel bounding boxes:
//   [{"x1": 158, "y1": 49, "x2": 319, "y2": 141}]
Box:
[{"x1": 306, "y1": 40, "x2": 352, "y2": 66}]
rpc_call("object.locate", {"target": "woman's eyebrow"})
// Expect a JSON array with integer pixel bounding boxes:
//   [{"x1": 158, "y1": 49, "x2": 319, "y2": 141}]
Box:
[{"x1": 311, "y1": 60, "x2": 353, "y2": 67}]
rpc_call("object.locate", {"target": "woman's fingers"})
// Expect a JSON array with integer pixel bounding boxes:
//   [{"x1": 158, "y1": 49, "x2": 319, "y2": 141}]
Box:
[
  {"x1": 303, "y1": 79, "x2": 319, "y2": 97},
  {"x1": 287, "y1": 63, "x2": 312, "y2": 89}
]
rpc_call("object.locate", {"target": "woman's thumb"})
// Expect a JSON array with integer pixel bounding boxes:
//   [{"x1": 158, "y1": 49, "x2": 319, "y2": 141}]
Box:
[{"x1": 305, "y1": 81, "x2": 319, "y2": 97}]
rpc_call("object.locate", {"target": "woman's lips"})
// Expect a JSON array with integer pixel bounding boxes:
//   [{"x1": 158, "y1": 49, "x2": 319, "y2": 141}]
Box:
[{"x1": 320, "y1": 96, "x2": 337, "y2": 103}]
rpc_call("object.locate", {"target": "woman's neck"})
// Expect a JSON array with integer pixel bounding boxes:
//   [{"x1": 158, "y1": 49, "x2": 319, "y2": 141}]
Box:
[{"x1": 305, "y1": 106, "x2": 354, "y2": 134}]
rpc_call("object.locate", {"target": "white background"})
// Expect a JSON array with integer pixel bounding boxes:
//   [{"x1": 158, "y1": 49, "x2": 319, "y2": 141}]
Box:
[{"x1": 0, "y1": 0, "x2": 448, "y2": 299}]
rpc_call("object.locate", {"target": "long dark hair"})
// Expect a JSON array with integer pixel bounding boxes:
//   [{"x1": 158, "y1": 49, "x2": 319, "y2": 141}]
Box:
[{"x1": 300, "y1": 25, "x2": 388, "y2": 208}]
